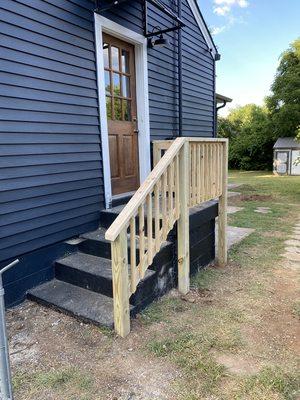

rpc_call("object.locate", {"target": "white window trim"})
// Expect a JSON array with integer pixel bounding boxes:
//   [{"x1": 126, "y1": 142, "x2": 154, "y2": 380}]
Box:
[{"x1": 94, "y1": 14, "x2": 151, "y2": 209}]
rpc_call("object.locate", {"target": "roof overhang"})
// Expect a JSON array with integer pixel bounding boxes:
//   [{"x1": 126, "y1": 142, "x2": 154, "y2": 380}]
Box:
[
  {"x1": 216, "y1": 93, "x2": 232, "y2": 111},
  {"x1": 186, "y1": 0, "x2": 220, "y2": 60},
  {"x1": 95, "y1": 0, "x2": 220, "y2": 61},
  {"x1": 216, "y1": 93, "x2": 233, "y2": 103}
]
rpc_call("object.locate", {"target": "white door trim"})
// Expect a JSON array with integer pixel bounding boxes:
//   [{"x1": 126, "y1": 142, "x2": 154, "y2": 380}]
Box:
[{"x1": 94, "y1": 14, "x2": 151, "y2": 209}]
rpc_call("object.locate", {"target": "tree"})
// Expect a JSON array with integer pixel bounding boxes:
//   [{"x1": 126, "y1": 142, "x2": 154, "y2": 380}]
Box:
[
  {"x1": 218, "y1": 104, "x2": 273, "y2": 170},
  {"x1": 266, "y1": 38, "x2": 300, "y2": 138}
]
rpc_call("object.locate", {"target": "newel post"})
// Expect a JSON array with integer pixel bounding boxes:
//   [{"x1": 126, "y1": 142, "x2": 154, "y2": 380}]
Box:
[
  {"x1": 217, "y1": 139, "x2": 228, "y2": 267},
  {"x1": 177, "y1": 140, "x2": 190, "y2": 294},
  {"x1": 111, "y1": 231, "x2": 130, "y2": 337}
]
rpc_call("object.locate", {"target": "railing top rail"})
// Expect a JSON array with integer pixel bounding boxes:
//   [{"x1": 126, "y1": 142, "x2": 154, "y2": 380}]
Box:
[
  {"x1": 187, "y1": 137, "x2": 227, "y2": 142},
  {"x1": 153, "y1": 138, "x2": 227, "y2": 144},
  {"x1": 105, "y1": 137, "x2": 186, "y2": 242}
]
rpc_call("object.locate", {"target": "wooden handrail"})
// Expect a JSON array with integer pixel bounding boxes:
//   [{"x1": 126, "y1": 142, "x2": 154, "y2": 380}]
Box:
[
  {"x1": 105, "y1": 137, "x2": 228, "y2": 337},
  {"x1": 105, "y1": 137, "x2": 186, "y2": 242}
]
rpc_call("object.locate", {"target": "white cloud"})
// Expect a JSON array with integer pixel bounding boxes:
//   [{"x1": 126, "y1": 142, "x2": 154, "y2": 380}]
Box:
[
  {"x1": 214, "y1": 0, "x2": 249, "y2": 6},
  {"x1": 211, "y1": 26, "x2": 227, "y2": 35},
  {"x1": 213, "y1": 0, "x2": 249, "y2": 11},
  {"x1": 238, "y1": 0, "x2": 249, "y2": 8},
  {"x1": 214, "y1": 5, "x2": 230, "y2": 15},
  {"x1": 211, "y1": 0, "x2": 249, "y2": 35}
]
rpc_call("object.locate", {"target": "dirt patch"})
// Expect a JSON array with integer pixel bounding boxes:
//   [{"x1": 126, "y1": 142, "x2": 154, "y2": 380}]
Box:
[
  {"x1": 240, "y1": 194, "x2": 272, "y2": 201},
  {"x1": 214, "y1": 353, "x2": 261, "y2": 375}
]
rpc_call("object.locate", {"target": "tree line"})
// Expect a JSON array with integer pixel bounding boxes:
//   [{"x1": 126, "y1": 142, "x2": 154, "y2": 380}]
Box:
[{"x1": 218, "y1": 38, "x2": 300, "y2": 170}]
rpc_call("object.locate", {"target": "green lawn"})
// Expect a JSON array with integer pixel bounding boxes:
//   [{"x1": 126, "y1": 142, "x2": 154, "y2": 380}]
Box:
[
  {"x1": 12, "y1": 171, "x2": 300, "y2": 400},
  {"x1": 143, "y1": 170, "x2": 300, "y2": 400}
]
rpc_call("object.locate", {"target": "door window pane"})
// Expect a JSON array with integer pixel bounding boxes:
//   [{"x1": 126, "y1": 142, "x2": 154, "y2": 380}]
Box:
[
  {"x1": 122, "y1": 76, "x2": 130, "y2": 98},
  {"x1": 103, "y1": 43, "x2": 109, "y2": 68},
  {"x1": 112, "y1": 73, "x2": 121, "y2": 97},
  {"x1": 123, "y1": 100, "x2": 131, "y2": 121},
  {"x1": 105, "y1": 71, "x2": 111, "y2": 95},
  {"x1": 111, "y1": 46, "x2": 120, "y2": 70},
  {"x1": 106, "y1": 96, "x2": 112, "y2": 120},
  {"x1": 121, "y1": 49, "x2": 130, "y2": 73},
  {"x1": 114, "y1": 98, "x2": 122, "y2": 120}
]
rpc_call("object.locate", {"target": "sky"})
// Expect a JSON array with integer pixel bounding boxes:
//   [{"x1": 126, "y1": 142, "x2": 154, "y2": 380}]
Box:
[{"x1": 198, "y1": 0, "x2": 300, "y2": 115}]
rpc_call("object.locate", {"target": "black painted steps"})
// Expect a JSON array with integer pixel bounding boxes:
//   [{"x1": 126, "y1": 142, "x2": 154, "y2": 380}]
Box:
[
  {"x1": 99, "y1": 205, "x2": 163, "y2": 231},
  {"x1": 79, "y1": 228, "x2": 173, "y2": 267},
  {"x1": 27, "y1": 279, "x2": 132, "y2": 328},
  {"x1": 55, "y1": 252, "x2": 157, "y2": 306}
]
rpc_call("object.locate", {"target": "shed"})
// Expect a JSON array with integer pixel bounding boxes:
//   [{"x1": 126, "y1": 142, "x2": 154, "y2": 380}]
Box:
[{"x1": 273, "y1": 137, "x2": 300, "y2": 175}]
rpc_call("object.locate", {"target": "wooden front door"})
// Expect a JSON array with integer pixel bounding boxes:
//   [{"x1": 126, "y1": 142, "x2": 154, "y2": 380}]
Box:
[{"x1": 103, "y1": 33, "x2": 140, "y2": 196}]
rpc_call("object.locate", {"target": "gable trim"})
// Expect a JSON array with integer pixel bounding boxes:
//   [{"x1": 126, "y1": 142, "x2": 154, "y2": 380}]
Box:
[{"x1": 186, "y1": 0, "x2": 218, "y2": 59}]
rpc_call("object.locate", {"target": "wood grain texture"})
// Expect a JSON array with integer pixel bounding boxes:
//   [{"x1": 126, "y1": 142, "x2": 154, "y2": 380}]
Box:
[
  {"x1": 111, "y1": 231, "x2": 130, "y2": 337},
  {"x1": 108, "y1": 137, "x2": 228, "y2": 336},
  {"x1": 217, "y1": 140, "x2": 228, "y2": 267},
  {"x1": 177, "y1": 141, "x2": 190, "y2": 294}
]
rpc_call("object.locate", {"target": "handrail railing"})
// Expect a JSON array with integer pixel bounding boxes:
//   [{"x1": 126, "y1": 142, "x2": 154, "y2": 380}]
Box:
[{"x1": 105, "y1": 137, "x2": 228, "y2": 337}]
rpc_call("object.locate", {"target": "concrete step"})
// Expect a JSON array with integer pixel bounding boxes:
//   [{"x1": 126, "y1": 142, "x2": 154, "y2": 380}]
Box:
[
  {"x1": 55, "y1": 252, "x2": 157, "y2": 307},
  {"x1": 27, "y1": 279, "x2": 132, "y2": 328}
]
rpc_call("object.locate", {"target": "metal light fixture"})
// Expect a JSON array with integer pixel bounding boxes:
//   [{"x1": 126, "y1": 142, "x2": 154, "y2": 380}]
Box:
[
  {"x1": 148, "y1": 33, "x2": 170, "y2": 48},
  {"x1": 147, "y1": 26, "x2": 170, "y2": 49}
]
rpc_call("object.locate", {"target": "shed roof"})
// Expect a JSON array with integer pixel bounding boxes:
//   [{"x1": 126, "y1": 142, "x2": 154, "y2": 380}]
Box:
[{"x1": 274, "y1": 137, "x2": 300, "y2": 149}]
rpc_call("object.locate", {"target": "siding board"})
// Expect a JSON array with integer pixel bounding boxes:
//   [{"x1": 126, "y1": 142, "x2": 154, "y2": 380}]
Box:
[
  {"x1": 0, "y1": 0, "x2": 103, "y2": 263},
  {"x1": 0, "y1": 0, "x2": 215, "y2": 266}
]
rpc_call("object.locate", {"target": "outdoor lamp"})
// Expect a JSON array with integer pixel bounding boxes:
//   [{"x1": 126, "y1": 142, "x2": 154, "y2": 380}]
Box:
[
  {"x1": 148, "y1": 26, "x2": 170, "y2": 49},
  {"x1": 148, "y1": 33, "x2": 170, "y2": 48}
]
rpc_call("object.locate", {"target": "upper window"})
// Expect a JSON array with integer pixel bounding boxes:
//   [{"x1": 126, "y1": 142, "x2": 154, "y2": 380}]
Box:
[{"x1": 103, "y1": 41, "x2": 133, "y2": 121}]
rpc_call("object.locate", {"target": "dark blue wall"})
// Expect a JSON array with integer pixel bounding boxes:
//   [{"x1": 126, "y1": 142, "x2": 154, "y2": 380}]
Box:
[{"x1": 0, "y1": 0, "x2": 216, "y2": 302}]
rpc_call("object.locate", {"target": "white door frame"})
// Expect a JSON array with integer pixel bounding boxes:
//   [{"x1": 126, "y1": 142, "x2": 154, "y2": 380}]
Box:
[{"x1": 94, "y1": 14, "x2": 151, "y2": 209}]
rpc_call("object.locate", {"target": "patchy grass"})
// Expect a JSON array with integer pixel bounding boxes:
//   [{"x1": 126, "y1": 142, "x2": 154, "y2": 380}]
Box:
[
  {"x1": 139, "y1": 296, "x2": 189, "y2": 325},
  {"x1": 143, "y1": 171, "x2": 300, "y2": 399},
  {"x1": 9, "y1": 171, "x2": 300, "y2": 400},
  {"x1": 292, "y1": 301, "x2": 300, "y2": 319},
  {"x1": 148, "y1": 332, "x2": 228, "y2": 396},
  {"x1": 229, "y1": 170, "x2": 300, "y2": 203},
  {"x1": 236, "y1": 366, "x2": 300, "y2": 400},
  {"x1": 13, "y1": 367, "x2": 93, "y2": 396}
]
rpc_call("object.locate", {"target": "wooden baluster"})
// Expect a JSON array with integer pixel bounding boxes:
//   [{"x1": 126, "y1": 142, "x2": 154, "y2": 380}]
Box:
[
  {"x1": 193, "y1": 143, "x2": 197, "y2": 206},
  {"x1": 203, "y1": 144, "x2": 208, "y2": 201},
  {"x1": 200, "y1": 144, "x2": 204, "y2": 202},
  {"x1": 175, "y1": 154, "x2": 180, "y2": 219},
  {"x1": 111, "y1": 231, "x2": 130, "y2": 337},
  {"x1": 154, "y1": 183, "x2": 160, "y2": 252},
  {"x1": 217, "y1": 140, "x2": 228, "y2": 267},
  {"x1": 197, "y1": 144, "x2": 201, "y2": 204},
  {"x1": 217, "y1": 144, "x2": 220, "y2": 195},
  {"x1": 162, "y1": 171, "x2": 167, "y2": 240},
  {"x1": 167, "y1": 164, "x2": 172, "y2": 230},
  {"x1": 178, "y1": 140, "x2": 190, "y2": 294},
  {"x1": 211, "y1": 144, "x2": 214, "y2": 198},
  {"x1": 190, "y1": 144, "x2": 193, "y2": 206},
  {"x1": 138, "y1": 205, "x2": 145, "y2": 278},
  {"x1": 130, "y1": 217, "x2": 137, "y2": 293},
  {"x1": 212, "y1": 144, "x2": 216, "y2": 198},
  {"x1": 147, "y1": 193, "x2": 153, "y2": 266},
  {"x1": 219, "y1": 144, "x2": 223, "y2": 196}
]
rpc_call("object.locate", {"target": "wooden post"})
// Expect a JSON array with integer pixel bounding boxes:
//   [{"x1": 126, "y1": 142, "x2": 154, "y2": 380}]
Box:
[
  {"x1": 153, "y1": 142, "x2": 160, "y2": 167},
  {"x1": 177, "y1": 140, "x2": 190, "y2": 294},
  {"x1": 217, "y1": 140, "x2": 228, "y2": 267},
  {"x1": 111, "y1": 231, "x2": 130, "y2": 337}
]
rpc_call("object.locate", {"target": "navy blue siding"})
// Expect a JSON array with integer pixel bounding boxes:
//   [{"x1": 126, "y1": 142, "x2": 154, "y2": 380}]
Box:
[
  {"x1": 0, "y1": 0, "x2": 103, "y2": 264},
  {"x1": 0, "y1": 0, "x2": 215, "y2": 278}
]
